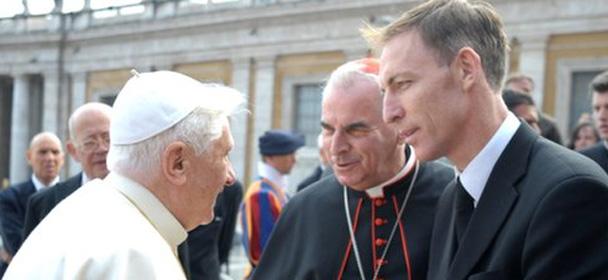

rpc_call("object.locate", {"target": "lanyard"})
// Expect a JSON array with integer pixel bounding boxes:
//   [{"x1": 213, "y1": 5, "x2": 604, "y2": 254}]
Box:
[{"x1": 342, "y1": 161, "x2": 419, "y2": 280}]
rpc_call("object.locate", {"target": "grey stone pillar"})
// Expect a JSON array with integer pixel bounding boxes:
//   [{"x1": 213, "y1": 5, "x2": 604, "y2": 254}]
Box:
[
  {"x1": 70, "y1": 72, "x2": 87, "y2": 114},
  {"x1": 230, "y1": 58, "x2": 252, "y2": 182},
  {"x1": 250, "y1": 56, "x2": 275, "y2": 181},
  {"x1": 66, "y1": 71, "x2": 87, "y2": 176},
  {"x1": 518, "y1": 34, "x2": 549, "y2": 109},
  {"x1": 9, "y1": 73, "x2": 30, "y2": 183},
  {"x1": 42, "y1": 71, "x2": 61, "y2": 134}
]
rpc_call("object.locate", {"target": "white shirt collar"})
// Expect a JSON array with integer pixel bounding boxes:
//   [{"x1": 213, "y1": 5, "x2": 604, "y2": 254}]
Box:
[
  {"x1": 365, "y1": 145, "x2": 417, "y2": 198},
  {"x1": 30, "y1": 174, "x2": 60, "y2": 192},
  {"x1": 459, "y1": 112, "x2": 520, "y2": 207},
  {"x1": 81, "y1": 172, "x2": 90, "y2": 186},
  {"x1": 258, "y1": 161, "x2": 288, "y2": 191},
  {"x1": 104, "y1": 172, "x2": 187, "y2": 256}
]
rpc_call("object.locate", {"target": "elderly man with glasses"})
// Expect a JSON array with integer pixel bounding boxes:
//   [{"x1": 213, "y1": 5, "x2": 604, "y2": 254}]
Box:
[{"x1": 23, "y1": 102, "x2": 112, "y2": 239}]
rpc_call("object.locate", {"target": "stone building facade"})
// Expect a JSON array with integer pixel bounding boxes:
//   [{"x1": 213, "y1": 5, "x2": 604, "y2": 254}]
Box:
[{"x1": 1, "y1": 0, "x2": 607, "y2": 191}]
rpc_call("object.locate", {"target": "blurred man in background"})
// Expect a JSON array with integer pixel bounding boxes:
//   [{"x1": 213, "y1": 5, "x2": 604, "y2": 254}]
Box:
[
  {"x1": 581, "y1": 70, "x2": 608, "y2": 173},
  {"x1": 505, "y1": 73, "x2": 563, "y2": 144},
  {"x1": 240, "y1": 129, "x2": 304, "y2": 276},
  {"x1": 0, "y1": 132, "x2": 64, "y2": 277},
  {"x1": 23, "y1": 102, "x2": 112, "y2": 239},
  {"x1": 296, "y1": 133, "x2": 331, "y2": 192}
]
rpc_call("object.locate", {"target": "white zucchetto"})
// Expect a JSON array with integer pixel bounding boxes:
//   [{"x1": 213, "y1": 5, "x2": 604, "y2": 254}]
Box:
[{"x1": 111, "y1": 70, "x2": 242, "y2": 145}]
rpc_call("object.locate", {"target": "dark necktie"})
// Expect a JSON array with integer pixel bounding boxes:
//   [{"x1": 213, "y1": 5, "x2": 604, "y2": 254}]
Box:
[{"x1": 454, "y1": 177, "x2": 474, "y2": 246}]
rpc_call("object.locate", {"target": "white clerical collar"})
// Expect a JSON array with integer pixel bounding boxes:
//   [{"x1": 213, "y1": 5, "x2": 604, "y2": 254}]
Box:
[
  {"x1": 459, "y1": 112, "x2": 520, "y2": 207},
  {"x1": 31, "y1": 174, "x2": 60, "y2": 192},
  {"x1": 104, "y1": 172, "x2": 187, "y2": 256},
  {"x1": 365, "y1": 145, "x2": 417, "y2": 199},
  {"x1": 258, "y1": 161, "x2": 288, "y2": 191}
]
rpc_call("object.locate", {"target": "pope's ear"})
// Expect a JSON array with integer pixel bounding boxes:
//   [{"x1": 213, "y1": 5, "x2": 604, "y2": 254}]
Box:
[{"x1": 161, "y1": 142, "x2": 189, "y2": 186}]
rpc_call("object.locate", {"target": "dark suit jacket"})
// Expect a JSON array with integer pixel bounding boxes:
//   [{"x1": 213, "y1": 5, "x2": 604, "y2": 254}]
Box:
[
  {"x1": 296, "y1": 166, "x2": 323, "y2": 192},
  {"x1": 428, "y1": 124, "x2": 608, "y2": 280},
  {"x1": 22, "y1": 174, "x2": 82, "y2": 240},
  {"x1": 580, "y1": 142, "x2": 608, "y2": 174},
  {"x1": 253, "y1": 159, "x2": 454, "y2": 280},
  {"x1": 0, "y1": 179, "x2": 37, "y2": 255},
  {"x1": 186, "y1": 180, "x2": 243, "y2": 280}
]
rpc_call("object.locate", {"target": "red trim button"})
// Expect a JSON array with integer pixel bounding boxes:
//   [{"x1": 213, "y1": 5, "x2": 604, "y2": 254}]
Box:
[
  {"x1": 376, "y1": 258, "x2": 388, "y2": 266},
  {"x1": 375, "y1": 238, "x2": 387, "y2": 246},
  {"x1": 374, "y1": 198, "x2": 385, "y2": 207}
]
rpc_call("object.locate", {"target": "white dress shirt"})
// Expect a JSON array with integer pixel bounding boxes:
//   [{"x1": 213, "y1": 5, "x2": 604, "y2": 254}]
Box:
[
  {"x1": 30, "y1": 174, "x2": 59, "y2": 192},
  {"x1": 459, "y1": 113, "x2": 520, "y2": 207},
  {"x1": 258, "y1": 161, "x2": 289, "y2": 192}
]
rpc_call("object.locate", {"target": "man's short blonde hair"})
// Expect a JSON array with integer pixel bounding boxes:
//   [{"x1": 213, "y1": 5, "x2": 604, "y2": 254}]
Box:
[{"x1": 362, "y1": 0, "x2": 508, "y2": 91}]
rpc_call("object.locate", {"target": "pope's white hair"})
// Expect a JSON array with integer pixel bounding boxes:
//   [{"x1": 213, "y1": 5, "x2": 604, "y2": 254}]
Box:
[{"x1": 107, "y1": 84, "x2": 245, "y2": 173}]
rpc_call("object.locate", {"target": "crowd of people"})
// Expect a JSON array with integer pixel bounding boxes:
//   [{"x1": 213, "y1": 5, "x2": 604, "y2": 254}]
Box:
[{"x1": 1, "y1": 0, "x2": 607, "y2": 279}]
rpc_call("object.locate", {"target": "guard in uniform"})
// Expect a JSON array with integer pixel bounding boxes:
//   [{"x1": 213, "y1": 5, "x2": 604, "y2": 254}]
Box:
[{"x1": 240, "y1": 130, "x2": 304, "y2": 276}]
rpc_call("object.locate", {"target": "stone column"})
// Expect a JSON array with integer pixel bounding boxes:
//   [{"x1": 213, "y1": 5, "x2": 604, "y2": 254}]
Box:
[
  {"x1": 518, "y1": 34, "x2": 549, "y2": 109},
  {"x1": 42, "y1": 71, "x2": 61, "y2": 134},
  {"x1": 250, "y1": 56, "x2": 275, "y2": 182},
  {"x1": 66, "y1": 71, "x2": 88, "y2": 176},
  {"x1": 9, "y1": 73, "x2": 30, "y2": 183},
  {"x1": 53, "y1": 0, "x2": 63, "y2": 13},
  {"x1": 155, "y1": 0, "x2": 178, "y2": 19},
  {"x1": 70, "y1": 72, "x2": 87, "y2": 114},
  {"x1": 230, "y1": 58, "x2": 251, "y2": 182},
  {"x1": 73, "y1": 0, "x2": 92, "y2": 30}
]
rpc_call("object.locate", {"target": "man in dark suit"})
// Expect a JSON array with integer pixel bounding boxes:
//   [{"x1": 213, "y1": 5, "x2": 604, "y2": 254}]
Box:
[
  {"x1": 581, "y1": 70, "x2": 608, "y2": 173},
  {"x1": 373, "y1": 0, "x2": 608, "y2": 278},
  {"x1": 0, "y1": 132, "x2": 64, "y2": 277},
  {"x1": 23, "y1": 103, "x2": 112, "y2": 240},
  {"x1": 187, "y1": 180, "x2": 243, "y2": 280},
  {"x1": 252, "y1": 58, "x2": 453, "y2": 279},
  {"x1": 505, "y1": 73, "x2": 563, "y2": 145},
  {"x1": 296, "y1": 134, "x2": 331, "y2": 192},
  {"x1": 502, "y1": 89, "x2": 541, "y2": 134}
]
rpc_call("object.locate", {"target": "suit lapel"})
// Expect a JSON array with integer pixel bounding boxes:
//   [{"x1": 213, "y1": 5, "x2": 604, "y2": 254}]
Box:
[
  {"x1": 431, "y1": 179, "x2": 460, "y2": 279},
  {"x1": 55, "y1": 173, "x2": 82, "y2": 204},
  {"x1": 449, "y1": 125, "x2": 537, "y2": 279},
  {"x1": 22, "y1": 180, "x2": 36, "y2": 201}
]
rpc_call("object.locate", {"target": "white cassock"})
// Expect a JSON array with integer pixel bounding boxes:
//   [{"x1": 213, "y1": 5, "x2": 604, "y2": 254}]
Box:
[{"x1": 4, "y1": 172, "x2": 187, "y2": 280}]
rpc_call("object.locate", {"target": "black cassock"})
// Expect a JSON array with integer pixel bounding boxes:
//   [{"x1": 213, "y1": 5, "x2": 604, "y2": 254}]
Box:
[{"x1": 252, "y1": 159, "x2": 454, "y2": 280}]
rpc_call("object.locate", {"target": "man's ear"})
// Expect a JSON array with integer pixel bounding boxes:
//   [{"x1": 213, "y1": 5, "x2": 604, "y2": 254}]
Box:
[
  {"x1": 453, "y1": 47, "x2": 482, "y2": 92},
  {"x1": 66, "y1": 141, "x2": 81, "y2": 162},
  {"x1": 25, "y1": 149, "x2": 33, "y2": 166},
  {"x1": 161, "y1": 142, "x2": 189, "y2": 186}
]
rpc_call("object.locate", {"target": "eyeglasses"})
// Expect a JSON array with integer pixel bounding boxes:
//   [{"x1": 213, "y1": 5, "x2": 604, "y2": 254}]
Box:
[{"x1": 78, "y1": 133, "x2": 110, "y2": 153}]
